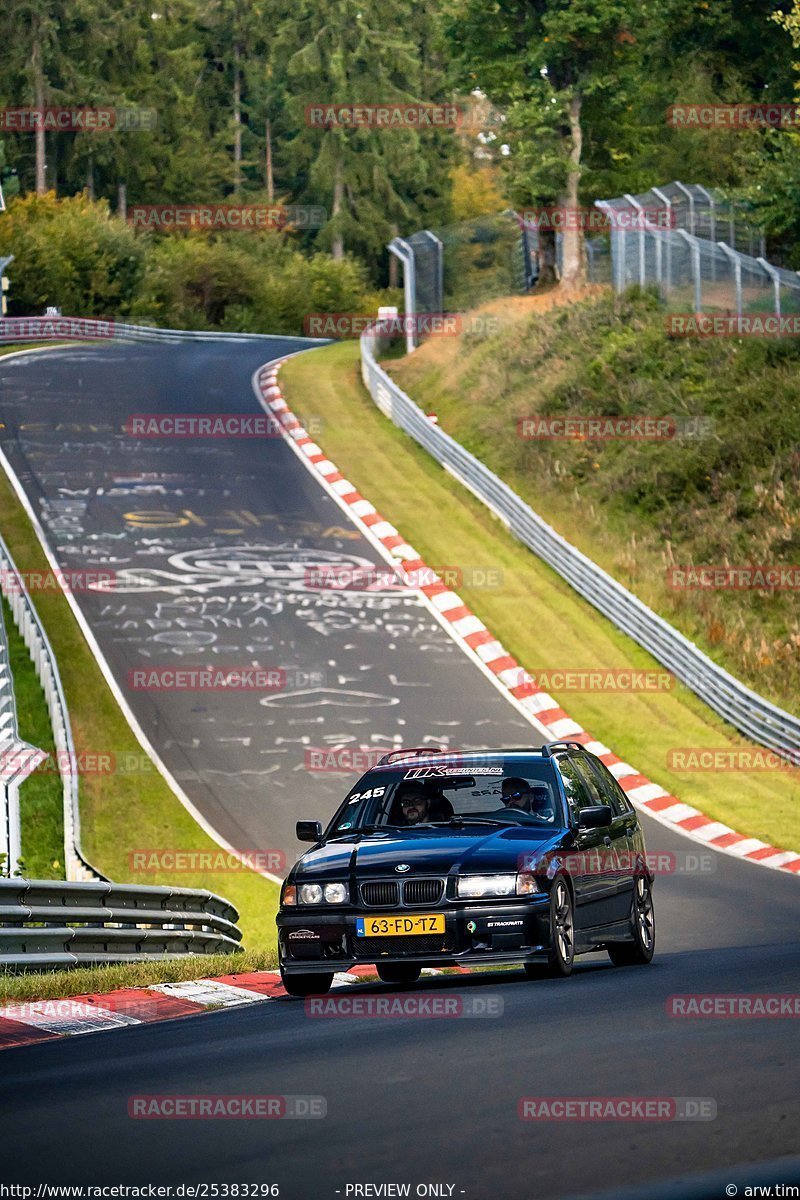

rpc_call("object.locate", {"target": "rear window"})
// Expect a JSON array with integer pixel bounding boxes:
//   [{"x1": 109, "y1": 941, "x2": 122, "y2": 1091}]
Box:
[{"x1": 325, "y1": 758, "x2": 564, "y2": 835}]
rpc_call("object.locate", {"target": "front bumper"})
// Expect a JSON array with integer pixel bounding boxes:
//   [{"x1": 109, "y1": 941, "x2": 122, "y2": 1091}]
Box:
[{"x1": 277, "y1": 895, "x2": 551, "y2": 974}]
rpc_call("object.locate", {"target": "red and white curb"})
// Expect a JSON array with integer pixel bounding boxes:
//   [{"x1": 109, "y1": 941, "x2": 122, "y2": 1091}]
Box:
[
  {"x1": 0, "y1": 966, "x2": 447, "y2": 1051},
  {"x1": 254, "y1": 358, "x2": 800, "y2": 880}
]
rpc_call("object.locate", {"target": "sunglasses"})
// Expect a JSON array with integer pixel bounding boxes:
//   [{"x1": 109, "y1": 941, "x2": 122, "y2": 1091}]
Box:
[
  {"x1": 504, "y1": 789, "x2": 529, "y2": 801},
  {"x1": 400, "y1": 797, "x2": 427, "y2": 806}
]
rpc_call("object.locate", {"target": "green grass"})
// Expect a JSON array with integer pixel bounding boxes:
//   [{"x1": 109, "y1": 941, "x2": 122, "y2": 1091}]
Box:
[
  {"x1": 0, "y1": 407, "x2": 280, "y2": 950},
  {"x1": 1, "y1": 597, "x2": 63, "y2": 879},
  {"x1": 388, "y1": 287, "x2": 800, "y2": 715},
  {"x1": 280, "y1": 340, "x2": 800, "y2": 853},
  {"x1": 0, "y1": 947, "x2": 279, "y2": 1004}
]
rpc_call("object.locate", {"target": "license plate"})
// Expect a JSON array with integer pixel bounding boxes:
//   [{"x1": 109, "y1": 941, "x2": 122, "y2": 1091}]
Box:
[{"x1": 355, "y1": 913, "x2": 445, "y2": 937}]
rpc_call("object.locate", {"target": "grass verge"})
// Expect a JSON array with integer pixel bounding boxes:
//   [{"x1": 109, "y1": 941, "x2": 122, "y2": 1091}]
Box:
[
  {"x1": 280, "y1": 340, "x2": 800, "y2": 853},
  {"x1": 1, "y1": 596, "x2": 63, "y2": 879},
  {"x1": 0, "y1": 349, "x2": 280, "y2": 948},
  {"x1": 0, "y1": 947, "x2": 279, "y2": 1004}
]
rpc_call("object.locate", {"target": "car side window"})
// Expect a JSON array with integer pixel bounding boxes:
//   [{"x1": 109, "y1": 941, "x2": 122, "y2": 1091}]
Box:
[
  {"x1": 571, "y1": 756, "x2": 608, "y2": 809},
  {"x1": 585, "y1": 757, "x2": 634, "y2": 817},
  {"x1": 555, "y1": 756, "x2": 593, "y2": 822}
]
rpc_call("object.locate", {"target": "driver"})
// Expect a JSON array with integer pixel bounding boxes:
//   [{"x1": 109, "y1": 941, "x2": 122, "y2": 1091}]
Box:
[
  {"x1": 500, "y1": 777, "x2": 535, "y2": 813},
  {"x1": 494, "y1": 777, "x2": 554, "y2": 821},
  {"x1": 397, "y1": 785, "x2": 432, "y2": 826}
]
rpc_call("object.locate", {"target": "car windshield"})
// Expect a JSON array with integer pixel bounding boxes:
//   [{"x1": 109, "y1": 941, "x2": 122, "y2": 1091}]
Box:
[{"x1": 326, "y1": 757, "x2": 563, "y2": 836}]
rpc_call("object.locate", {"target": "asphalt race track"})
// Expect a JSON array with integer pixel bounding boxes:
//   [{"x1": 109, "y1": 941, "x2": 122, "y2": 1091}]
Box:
[
  {"x1": 3, "y1": 816, "x2": 800, "y2": 1195},
  {"x1": 1, "y1": 339, "x2": 799, "y2": 1196},
  {"x1": 0, "y1": 339, "x2": 536, "y2": 864}
]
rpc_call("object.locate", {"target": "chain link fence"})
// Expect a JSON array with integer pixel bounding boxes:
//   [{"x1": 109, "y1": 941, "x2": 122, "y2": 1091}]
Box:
[
  {"x1": 390, "y1": 212, "x2": 532, "y2": 348},
  {"x1": 593, "y1": 180, "x2": 800, "y2": 317}
]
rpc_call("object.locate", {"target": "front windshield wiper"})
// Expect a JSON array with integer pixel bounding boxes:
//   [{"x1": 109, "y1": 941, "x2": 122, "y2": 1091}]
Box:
[
  {"x1": 425, "y1": 817, "x2": 517, "y2": 828},
  {"x1": 355, "y1": 824, "x2": 404, "y2": 834}
]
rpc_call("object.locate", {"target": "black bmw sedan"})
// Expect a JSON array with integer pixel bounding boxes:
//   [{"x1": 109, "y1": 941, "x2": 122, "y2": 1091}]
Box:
[{"x1": 276, "y1": 742, "x2": 655, "y2": 996}]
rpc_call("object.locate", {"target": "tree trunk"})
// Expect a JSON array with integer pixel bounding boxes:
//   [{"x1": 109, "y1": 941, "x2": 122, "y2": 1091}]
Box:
[
  {"x1": 233, "y1": 42, "x2": 242, "y2": 193},
  {"x1": 265, "y1": 118, "x2": 274, "y2": 201},
  {"x1": 117, "y1": 180, "x2": 128, "y2": 221},
  {"x1": 331, "y1": 157, "x2": 344, "y2": 260},
  {"x1": 32, "y1": 38, "x2": 46, "y2": 194},
  {"x1": 559, "y1": 91, "x2": 586, "y2": 288},
  {"x1": 85, "y1": 153, "x2": 95, "y2": 200}
]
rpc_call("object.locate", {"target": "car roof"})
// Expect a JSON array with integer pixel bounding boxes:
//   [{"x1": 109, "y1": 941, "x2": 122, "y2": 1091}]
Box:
[{"x1": 367, "y1": 747, "x2": 568, "y2": 772}]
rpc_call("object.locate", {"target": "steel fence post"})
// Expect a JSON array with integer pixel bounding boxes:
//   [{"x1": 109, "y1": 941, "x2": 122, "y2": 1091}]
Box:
[
  {"x1": 676, "y1": 229, "x2": 702, "y2": 311},
  {"x1": 718, "y1": 243, "x2": 743, "y2": 317},
  {"x1": 388, "y1": 237, "x2": 417, "y2": 353},
  {"x1": 757, "y1": 258, "x2": 781, "y2": 319}
]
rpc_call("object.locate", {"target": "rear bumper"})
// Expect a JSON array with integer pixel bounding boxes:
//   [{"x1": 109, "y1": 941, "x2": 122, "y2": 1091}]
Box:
[{"x1": 277, "y1": 895, "x2": 551, "y2": 974}]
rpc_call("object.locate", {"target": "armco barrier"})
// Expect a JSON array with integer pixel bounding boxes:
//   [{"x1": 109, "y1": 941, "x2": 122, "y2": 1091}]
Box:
[
  {"x1": 360, "y1": 323, "x2": 800, "y2": 762},
  {"x1": 0, "y1": 878, "x2": 242, "y2": 969},
  {"x1": 0, "y1": 534, "x2": 101, "y2": 882},
  {"x1": 0, "y1": 578, "x2": 48, "y2": 877},
  {"x1": 0, "y1": 318, "x2": 328, "y2": 346}
]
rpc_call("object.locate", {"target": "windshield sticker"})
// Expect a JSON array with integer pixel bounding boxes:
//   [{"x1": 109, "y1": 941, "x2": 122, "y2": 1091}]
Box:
[
  {"x1": 404, "y1": 766, "x2": 503, "y2": 778},
  {"x1": 346, "y1": 785, "x2": 385, "y2": 804}
]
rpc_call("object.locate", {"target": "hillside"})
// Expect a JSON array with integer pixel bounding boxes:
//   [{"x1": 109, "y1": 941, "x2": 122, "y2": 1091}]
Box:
[{"x1": 387, "y1": 287, "x2": 800, "y2": 714}]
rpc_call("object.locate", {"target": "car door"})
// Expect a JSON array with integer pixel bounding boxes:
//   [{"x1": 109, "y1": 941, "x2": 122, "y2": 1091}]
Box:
[
  {"x1": 569, "y1": 754, "x2": 630, "y2": 925},
  {"x1": 553, "y1": 754, "x2": 610, "y2": 930},
  {"x1": 581, "y1": 754, "x2": 639, "y2": 919}
]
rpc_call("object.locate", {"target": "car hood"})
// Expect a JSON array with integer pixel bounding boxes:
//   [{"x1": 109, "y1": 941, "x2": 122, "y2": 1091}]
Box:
[{"x1": 292, "y1": 826, "x2": 569, "y2": 882}]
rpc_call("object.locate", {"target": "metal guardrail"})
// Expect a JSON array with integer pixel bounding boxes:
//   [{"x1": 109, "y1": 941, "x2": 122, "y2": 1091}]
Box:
[
  {"x1": 0, "y1": 318, "x2": 328, "y2": 346},
  {"x1": 360, "y1": 323, "x2": 800, "y2": 762},
  {"x1": 0, "y1": 579, "x2": 47, "y2": 876},
  {"x1": 0, "y1": 534, "x2": 102, "y2": 882},
  {"x1": 0, "y1": 878, "x2": 242, "y2": 969}
]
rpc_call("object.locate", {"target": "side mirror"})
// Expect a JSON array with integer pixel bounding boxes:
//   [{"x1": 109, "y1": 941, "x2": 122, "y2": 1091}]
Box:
[
  {"x1": 296, "y1": 820, "x2": 323, "y2": 844},
  {"x1": 578, "y1": 804, "x2": 613, "y2": 830}
]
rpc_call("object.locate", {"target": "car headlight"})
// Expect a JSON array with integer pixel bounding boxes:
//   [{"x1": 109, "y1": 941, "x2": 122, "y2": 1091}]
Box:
[
  {"x1": 457, "y1": 873, "x2": 518, "y2": 899},
  {"x1": 323, "y1": 882, "x2": 349, "y2": 904},
  {"x1": 298, "y1": 883, "x2": 324, "y2": 905}
]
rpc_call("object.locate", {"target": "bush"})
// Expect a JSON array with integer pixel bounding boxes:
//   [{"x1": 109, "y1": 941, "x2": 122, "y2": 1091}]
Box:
[{"x1": 0, "y1": 192, "x2": 144, "y2": 317}]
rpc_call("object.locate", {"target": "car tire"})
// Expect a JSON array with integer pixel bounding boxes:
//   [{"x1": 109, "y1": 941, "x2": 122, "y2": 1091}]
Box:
[
  {"x1": 376, "y1": 963, "x2": 422, "y2": 985},
  {"x1": 607, "y1": 873, "x2": 655, "y2": 966},
  {"x1": 525, "y1": 876, "x2": 575, "y2": 978},
  {"x1": 280, "y1": 968, "x2": 334, "y2": 997}
]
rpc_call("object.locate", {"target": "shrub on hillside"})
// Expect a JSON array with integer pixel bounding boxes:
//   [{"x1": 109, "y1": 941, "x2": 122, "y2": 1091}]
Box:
[{"x1": 0, "y1": 192, "x2": 144, "y2": 317}]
